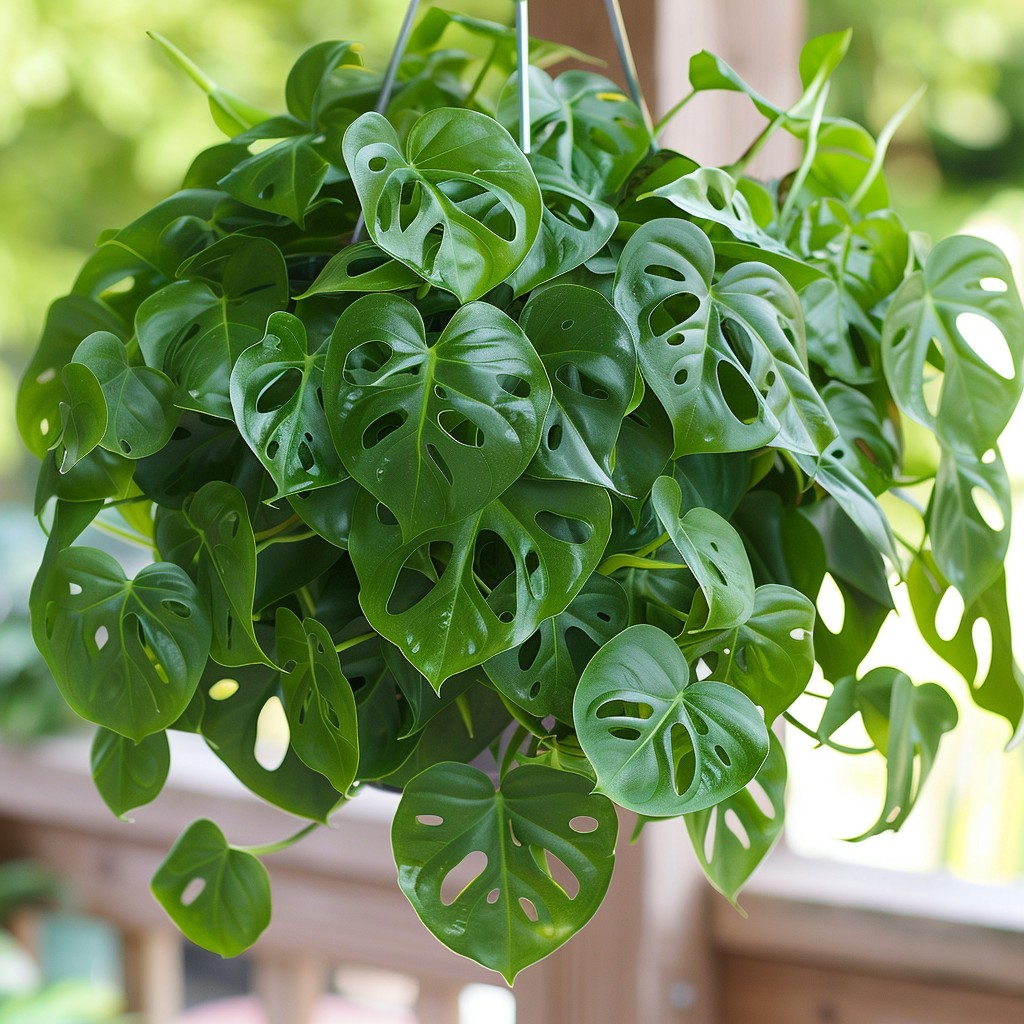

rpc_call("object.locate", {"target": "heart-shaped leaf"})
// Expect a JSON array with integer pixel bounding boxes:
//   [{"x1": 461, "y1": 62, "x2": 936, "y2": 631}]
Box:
[
  {"x1": 55, "y1": 362, "x2": 107, "y2": 473},
  {"x1": 156, "y1": 481, "x2": 272, "y2": 668},
  {"x1": 614, "y1": 219, "x2": 836, "y2": 458},
  {"x1": 91, "y1": 728, "x2": 170, "y2": 819},
  {"x1": 276, "y1": 608, "x2": 359, "y2": 795},
  {"x1": 296, "y1": 241, "x2": 424, "y2": 298},
  {"x1": 520, "y1": 284, "x2": 636, "y2": 490},
  {"x1": 652, "y1": 476, "x2": 755, "y2": 631},
  {"x1": 350, "y1": 477, "x2": 611, "y2": 688},
  {"x1": 324, "y1": 294, "x2": 552, "y2": 540},
  {"x1": 152, "y1": 819, "x2": 270, "y2": 957},
  {"x1": 392, "y1": 762, "x2": 617, "y2": 984},
  {"x1": 684, "y1": 732, "x2": 787, "y2": 905},
  {"x1": 230, "y1": 312, "x2": 346, "y2": 501},
  {"x1": 573, "y1": 625, "x2": 770, "y2": 816},
  {"x1": 137, "y1": 237, "x2": 290, "y2": 420},
  {"x1": 32, "y1": 546, "x2": 211, "y2": 742},
  {"x1": 73, "y1": 331, "x2": 178, "y2": 459}
]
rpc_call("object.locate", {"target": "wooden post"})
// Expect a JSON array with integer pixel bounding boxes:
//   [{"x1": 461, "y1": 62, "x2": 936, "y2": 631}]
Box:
[
  {"x1": 253, "y1": 956, "x2": 324, "y2": 1024},
  {"x1": 121, "y1": 928, "x2": 184, "y2": 1024},
  {"x1": 414, "y1": 977, "x2": 464, "y2": 1024}
]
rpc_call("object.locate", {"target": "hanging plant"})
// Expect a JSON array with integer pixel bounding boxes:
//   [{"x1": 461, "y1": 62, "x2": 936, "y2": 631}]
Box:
[{"x1": 16, "y1": 5, "x2": 1024, "y2": 985}]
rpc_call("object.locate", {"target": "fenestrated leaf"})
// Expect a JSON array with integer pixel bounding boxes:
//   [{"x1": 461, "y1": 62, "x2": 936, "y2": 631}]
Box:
[
  {"x1": 882, "y1": 235, "x2": 1024, "y2": 457},
  {"x1": 907, "y1": 550, "x2": 1024, "y2": 733},
  {"x1": 151, "y1": 819, "x2": 270, "y2": 957},
  {"x1": 73, "y1": 331, "x2": 178, "y2": 459},
  {"x1": 32, "y1": 546, "x2": 211, "y2": 742},
  {"x1": 613, "y1": 219, "x2": 836, "y2": 458},
  {"x1": 156, "y1": 481, "x2": 272, "y2": 668},
  {"x1": 55, "y1": 362, "x2": 107, "y2": 473},
  {"x1": 392, "y1": 762, "x2": 617, "y2": 984},
  {"x1": 680, "y1": 584, "x2": 815, "y2": 724},
  {"x1": 343, "y1": 108, "x2": 542, "y2": 302},
  {"x1": 350, "y1": 477, "x2": 611, "y2": 688},
  {"x1": 485, "y1": 575, "x2": 630, "y2": 724},
  {"x1": 324, "y1": 294, "x2": 551, "y2": 539},
  {"x1": 685, "y1": 733, "x2": 787, "y2": 905},
  {"x1": 609, "y1": 383, "x2": 673, "y2": 519},
  {"x1": 286, "y1": 478, "x2": 361, "y2": 550},
  {"x1": 520, "y1": 285, "x2": 635, "y2": 490},
  {"x1": 136, "y1": 237, "x2": 290, "y2": 420},
  {"x1": 276, "y1": 608, "x2": 358, "y2": 795},
  {"x1": 91, "y1": 727, "x2": 170, "y2": 819},
  {"x1": 230, "y1": 312, "x2": 346, "y2": 501},
  {"x1": 573, "y1": 625, "x2": 770, "y2": 817},
  {"x1": 652, "y1": 476, "x2": 755, "y2": 631},
  {"x1": 296, "y1": 241, "x2": 424, "y2": 297},
  {"x1": 819, "y1": 381, "x2": 898, "y2": 497}
]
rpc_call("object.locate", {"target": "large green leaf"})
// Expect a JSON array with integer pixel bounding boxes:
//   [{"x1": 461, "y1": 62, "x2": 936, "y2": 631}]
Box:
[
  {"x1": 324, "y1": 294, "x2": 551, "y2": 540},
  {"x1": 882, "y1": 235, "x2": 1024, "y2": 456},
  {"x1": 392, "y1": 762, "x2": 617, "y2": 984},
  {"x1": 520, "y1": 285, "x2": 635, "y2": 490},
  {"x1": 73, "y1": 331, "x2": 178, "y2": 459},
  {"x1": 297, "y1": 241, "x2": 424, "y2": 297},
  {"x1": 230, "y1": 312, "x2": 346, "y2": 501},
  {"x1": 91, "y1": 728, "x2": 170, "y2": 819},
  {"x1": 32, "y1": 546, "x2": 211, "y2": 742},
  {"x1": 136, "y1": 237, "x2": 290, "y2": 420},
  {"x1": 652, "y1": 476, "x2": 755, "y2": 631},
  {"x1": 484, "y1": 575, "x2": 630, "y2": 724},
  {"x1": 276, "y1": 608, "x2": 358, "y2": 795},
  {"x1": 613, "y1": 219, "x2": 835, "y2": 458},
  {"x1": 343, "y1": 108, "x2": 542, "y2": 302},
  {"x1": 684, "y1": 733, "x2": 787, "y2": 905},
  {"x1": 680, "y1": 584, "x2": 815, "y2": 725},
  {"x1": 151, "y1": 819, "x2": 270, "y2": 957},
  {"x1": 573, "y1": 625, "x2": 770, "y2": 816},
  {"x1": 350, "y1": 477, "x2": 611, "y2": 688},
  {"x1": 156, "y1": 481, "x2": 271, "y2": 668},
  {"x1": 55, "y1": 362, "x2": 107, "y2": 473}
]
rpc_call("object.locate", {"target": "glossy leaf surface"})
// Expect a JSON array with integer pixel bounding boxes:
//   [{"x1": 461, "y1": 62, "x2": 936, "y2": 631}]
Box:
[{"x1": 91, "y1": 728, "x2": 170, "y2": 819}]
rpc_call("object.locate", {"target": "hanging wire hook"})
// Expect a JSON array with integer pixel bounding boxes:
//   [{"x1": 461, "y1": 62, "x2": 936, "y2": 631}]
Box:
[
  {"x1": 515, "y1": 0, "x2": 532, "y2": 154},
  {"x1": 602, "y1": 0, "x2": 654, "y2": 136}
]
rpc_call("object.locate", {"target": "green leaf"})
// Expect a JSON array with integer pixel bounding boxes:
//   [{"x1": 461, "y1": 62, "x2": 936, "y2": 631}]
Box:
[
  {"x1": 151, "y1": 819, "x2": 270, "y2": 957},
  {"x1": 688, "y1": 51, "x2": 781, "y2": 120},
  {"x1": 882, "y1": 235, "x2": 1024, "y2": 456},
  {"x1": 286, "y1": 478, "x2": 361, "y2": 550},
  {"x1": 685, "y1": 733, "x2": 787, "y2": 905},
  {"x1": 820, "y1": 382, "x2": 898, "y2": 496},
  {"x1": 296, "y1": 241, "x2": 424, "y2": 298},
  {"x1": 136, "y1": 237, "x2": 290, "y2": 420},
  {"x1": 350, "y1": 477, "x2": 611, "y2": 688},
  {"x1": 73, "y1": 331, "x2": 178, "y2": 459},
  {"x1": 32, "y1": 547, "x2": 211, "y2": 742},
  {"x1": 614, "y1": 219, "x2": 836, "y2": 458},
  {"x1": 609, "y1": 384, "x2": 673, "y2": 519},
  {"x1": 573, "y1": 625, "x2": 770, "y2": 816},
  {"x1": 652, "y1": 476, "x2": 755, "y2": 631},
  {"x1": 324, "y1": 294, "x2": 551, "y2": 539},
  {"x1": 520, "y1": 284, "x2": 636, "y2": 490},
  {"x1": 91, "y1": 727, "x2": 170, "y2": 819},
  {"x1": 55, "y1": 362, "x2": 107, "y2": 473},
  {"x1": 276, "y1": 608, "x2": 358, "y2": 795},
  {"x1": 392, "y1": 762, "x2": 617, "y2": 984},
  {"x1": 343, "y1": 108, "x2": 542, "y2": 302},
  {"x1": 34, "y1": 444, "x2": 135, "y2": 513},
  {"x1": 485, "y1": 575, "x2": 630, "y2": 724},
  {"x1": 230, "y1": 312, "x2": 346, "y2": 501},
  {"x1": 285, "y1": 40, "x2": 364, "y2": 123},
  {"x1": 156, "y1": 482, "x2": 272, "y2": 668}
]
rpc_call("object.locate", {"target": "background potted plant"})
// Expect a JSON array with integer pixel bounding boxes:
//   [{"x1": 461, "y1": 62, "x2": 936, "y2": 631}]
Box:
[{"x1": 15, "y1": 3, "x2": 1024, "y2": 985}]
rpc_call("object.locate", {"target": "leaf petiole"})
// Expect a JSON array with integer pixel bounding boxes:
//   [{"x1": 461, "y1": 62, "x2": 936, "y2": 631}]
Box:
[
  {"x1": 334, "y1": 631, "x2": 377, "y2": 654},
  {"x1": 239, "y1": 822, "x2": 320, "y2": 858},
  {"x1": 783, "y1": 712, "x2": 874, "y2": 755}
]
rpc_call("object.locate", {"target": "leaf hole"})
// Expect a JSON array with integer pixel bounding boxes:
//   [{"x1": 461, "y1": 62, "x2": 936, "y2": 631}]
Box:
[
  {"x1": 433, "y1": 384, "x2": 447, "y2": 401},
  {"x1": 498, "y1": 610, "x2": 515, "y2": 623},
  {"x1": 703, "y1": 808, "x2": 719, "y2": 862},
  {"x1": 94, "y1": 626, "x2": 109, "y2": 651},
  {"x1": 161, "y1": 599, "x2": 192, "y2": 619},
  {"x1": 596, "y1": 610, "x2": 612, "y2": 623},
  {"x1": 561, "y1": 319, "x2": 574, "y2": 330},
  {"x1": 649, "y1": 292, "x2": 700, "y2": 337},
  {"x1": 376, "y1": 502, "x2": 398, "y2": 527},
  {"x1": 509, "y1": 819, "x2": 522, "y2": 848},
  {"x1": 717, "y1": 360, "x2": 761, "y2": 424},
  {"x1": 387, "y1": 544, "x2": 445, "y2": 615},
  {"x1": 486, "y1": 888, "x2": 500, "y2": 904},
  {"x1": 816, "y1": 573, "x2": 846, "y2": 635},
  {"x1": 259, "y1": 183, "x2": 275, "y2": 201},
  {"x1": 343, "y1": 340, "x2": 394, "y2": 385},
  {"x1": 426, "y1": 443, "x2": 454, "y2": 486},
  {"x1": 524, "y1": 549, "x2": 544, "y2": 599},
  {"x1": 554, "y1": 363, "x2": 610, "y2": 401},
  {"x1": 473, "y1": 529, "x2": 516, "y2": 590},
  {"x1": 368, "y1": 156, "x2": 388, "y2": 172},
  {"x1": 256, "y1": 367, "x2": 303, "y2": 414},
  {"x1": 748, "y1": 779, "x2": 776, "y2": 819},
  {"x1": 535, "y1": 510, "x2": 593, "y2": 544},
  {"x1": 723, "y1": 808, "x2": 751, "y2": 849},
  {"x1": 714, "y1": 743, "x2": 732, "y2": 767},
  {"x1": 518, "y1": 630, "x2": 543, "y2": 672},
  {"x1": 416, "y1": 814, "x2": 444, "y2": 826},
  {"x1": 935, "y1": 586, "x2": 965, "y2": 642},
  {"x1": 209, "y1": 678, "x2": 239, "y2": 701},
  {"x1": 569, "y1": 815, "x2": 599, "y2": 834},
  {"x1": 362, "y1": 409, "x2": 408, "y2": 449},
  {"x1": 971, "y1": 485, "x2": 1006, "y2": 532},
  {"x1": 956, "y1": 312, "x2": 1015, "y2": 380},
  {"x1": 610, "y1": 726, "x2": 642, "y2": 741},
  {"x1": 886, "y1": 806, "x2": 902, "y2": 824},
  {"x1": 646, "y1": 264, "x2": 687, "y2": 283},
  {"x1": 254, "y1": 696, "x2": 290, "y2": 772},
  {"x1": 519, "y1": 896, "x2": 539, "y2": 922},
  {"x1": 671, "y1": 724, "x2": 696, "y2": 795},
  {"x1": 119, "y1": 439, "x2": 133, "y2": 454},
  {"x1": 438, "y1": 409, "x2": 485, "y2": 447},
  {"x1": 597, "y1": 699, "x2": 654, "y2": 720},
  {"x1": 529, "y1": 680, "x2": 542, "y2": 699},
  {"x1": 181, "y1": 878, "x2": 206, "y2": 907},
  {"x1": 545, "y1": 851, "x2": 580, "y2": 900},
  {"x1": 565, "y1": 626, "x2": 600, "y2": 676},
  {"x1": 267, "y1": 439, "x2": 280, "y2": 461},
  {"x1": 973, "y1": 617, "x2": 993, "y2": 687},
  {"x1": 695, "y1": 658, "x2": 713, "y2": 681},
  {"x1": 789, "y1": 627, "x2": 811, "y2": 642},
  {"x1": 69, "y1": 581, "x2": 82, "y2": 595},
  {"x1": 546, "y1": 422, "x2": 563, "y2": 451},
  {"x1": 674, "y1": 367, "x2": 689, "y2": 386},
  {"x1": 440, "y1": 850, "x2": 488, "y2": 906},
  {"x1": 691, "y1": 713, "x2": 710, "y2": 736},
  {"x1": 497, "y1": 374, "x2": 531, "y2": 398},
  {"x1": 706, "y1": 186, "x2": 728, "y2": 211}
]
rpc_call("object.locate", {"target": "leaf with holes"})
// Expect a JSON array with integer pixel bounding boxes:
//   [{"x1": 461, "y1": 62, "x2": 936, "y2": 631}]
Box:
[
  {"x1": 136, "y1": 237, "x2": 290, "y2": 420},
  {"x1": 31, "y1": 547, "x2": 211, "y2": 742},
  {"x1": 685, "y1": 733, "x2": 787, "y2": 905},
  {"x1": 55, "y1": 362, "x2": 107, "y2": 473},
  {"x1": 91, "y1": 727, "x2": 170, "y2": 819},
  {"x1": 73, "y1": 331, "x2": 178, "y2": 459},
  {"x1": 296, "y1": 241, "x2": 425, "y2": 297},
  {"x1": 680, "y1": 584, "x2": 815, "y2": 724},
  {"x1": 882, "y1": 235, "x2": 1024, "y2": 457},
  {"x1": 230, "y1": 312, "x2": 346, "y2": 501},
  {"x1": 573, "y1": 625, "x2": 770, "y2": 817},
  {"x1": 276, "y1": 608, "x2": 359, "y2": 795},
  {"x1": 485, "y1": 575, "x2": 630, "y2": 724},
  {"x1": 613, "y1": 219, "x2": 836, "y2": 458},
  {"x1": 350, "y1": 477, "x2": 611, "y2": 688},
  {"x1": 652, "y1": 476, "x2": 755, "y2": 631},
  {"x1": 156, "y1": 482, "x2": 272, "y2": 668},
  {"x1": 151, "y1": 819, "x2": 270, "y2": 957},
  {"x1": 324, "y1": 294, "x2": 551, "y2": 540},
  {"x1": 520, "y1": 285, "x2": 636, "y2": 490},
  {"x1": 392, "y1": 762, "x2": 617, "y2": 984},
  {"x1": 343, "y1": 108, "x2": 542, "y2": 302},
  {"x1": 609, "y1": 384, "x2": 673, "y2": 520}
]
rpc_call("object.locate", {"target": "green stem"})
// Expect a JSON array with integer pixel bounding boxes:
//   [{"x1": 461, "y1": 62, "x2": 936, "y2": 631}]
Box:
[
  {"x1": 92, "y1": 521, "x2": 155, "y2": 551},
  {"x1": 633, "y1": 531, "x2": 670, "y2": 560},
  {"x1": 653, "y1": 89, "x2": 696, "y2": 137},
  {"x1": 334, "y1": 631, "x2": 377, "y2": 654},
  {"x1": 240, "y1": 822, "x2": 319, "y2": 858},
  {"x1": 254, "y1": 514, "x2": 301, "y2": 543},
  {"x1": 102, "y1": 495, "x2": 150, "y2": 510},
  {"x1": 778, "y1": 84, "x2": 830, "y2": 230},
  {"x1": 297, "y1": 586, "x2": 317, "y2": 618},
  {"x1": 497, "y1": 693, "x2": 549, "y2": 740},
  {"x1": 500, "y1": 725, "x2": 529, "y2": 778},
  {"x1": 255, "y1": 530, "x2": 317, "y2": 554},
  {"x1": 783, "y1": 712, "x2": 874, "y2": 755},
  {"x1": 464, "y1": 38, "x2": 500, "y2": 108}
]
